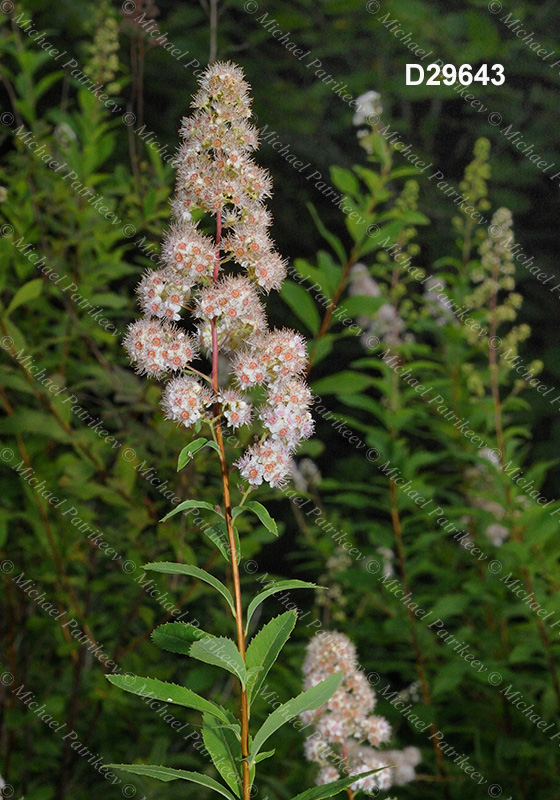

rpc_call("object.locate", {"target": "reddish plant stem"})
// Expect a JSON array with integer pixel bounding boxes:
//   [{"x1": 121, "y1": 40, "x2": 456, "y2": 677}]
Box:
[{"x1": 211, "y1": 208, "x2": 251, "y2": 800}]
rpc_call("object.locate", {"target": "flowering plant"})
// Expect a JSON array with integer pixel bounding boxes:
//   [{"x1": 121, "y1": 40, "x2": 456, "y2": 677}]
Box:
[{"x1": 107, "y1": 63, "x2": 380, "y2": 800}]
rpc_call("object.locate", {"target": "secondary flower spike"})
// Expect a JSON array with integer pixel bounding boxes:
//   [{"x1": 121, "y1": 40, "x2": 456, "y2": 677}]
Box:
[{"x1": 124, "y1": 62, "x2": 313, "y2": 487}]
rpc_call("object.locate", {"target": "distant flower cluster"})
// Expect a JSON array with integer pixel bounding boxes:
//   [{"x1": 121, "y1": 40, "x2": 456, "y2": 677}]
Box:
[
  {"x1": 300, "y1": 632, "x2": 420, "y2": 792},
  {"x1": 124, "y1": 63, "x2": 313, "y2": 487},
  {"x1": 349, "y1": 264, "x2": 413, "y2": 347}
]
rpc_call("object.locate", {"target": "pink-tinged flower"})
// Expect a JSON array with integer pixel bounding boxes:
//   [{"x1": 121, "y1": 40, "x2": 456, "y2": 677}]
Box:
[
  {"x1": 124, "y1": 62, "x2": 314, "y2": 488},
  {"x1": 267, "y1": 377, "x2": 312, "y2": 409},
  {"x1": 235, "y1": 441, "x2": 291, "y2": 487},
  {"x1": 304, "y1": 737, "x2": 331, "y2": 766},
  {"x1": 301, "y1": 632, "x2": 418, "y2": 791},
  {"x1": 350, "y1": 752, "x2": 393, "y2": 792},
  {"x1": 161, "y1": 376, "x2": 213, "y2": 427},
  {"x1": 161, "y1": 222, "x2": 217, "y2": 280},
  {"x1": 231, "y1": 350, "x2": 267, "y2": 387},
  {"x1": 195, "y1": 277, "x2": 267, "y2": 353},
  {"x1": 123, "y1": 319, "x2": 198, "y2": 377},
  {"x1": 137, "y1": 268, "x2": 195, "y2": 321},
  {"x1": 260, "y1": 402, "x2": 314, "y2": 450},
  {"x1": 219, "y1": 390, "x2": 252, "y2": 429},
  {"x1": 363, "y1": 716, "x2": 392, "y2": 746},
  {"x1": 317, "y1": 766, "x2": 340, "y2": 785}
]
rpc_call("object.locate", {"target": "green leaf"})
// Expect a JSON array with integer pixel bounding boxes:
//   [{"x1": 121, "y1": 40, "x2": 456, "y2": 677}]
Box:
[
  {"x1": 143, "y1": 562, "x2": 236, "y2": 617},
  {"x1": 311, "y1": 371, "x2": 374, "y2": 396},
  {"x1": 177, "y1": 438, "x2": 210, "y2": 470},
  {"x1": 106, "y1": 675, "x2": 229, "y2": 723},
  {"x1": 7, "y1": 279, "x2": 43, "y2": 314},
  {"x1": 233, "y1": 501, "x2": 278, "y2": 537},
  {"x1": 202, "y1": 713, "x2": 242, "y2": 797},
  {"x1": 280, "y1": 281, "x2": 321, "y2": 335},
  {"x1": 189, "y1": 637, "x2": 248, "y2": 686},
  {"x1": 246, "y1": 612, "x2": 297, "y2": 705},
  {"x1": 161, "y1": 499, "x2": 222, "y2": 522},
  {"x1": 330, "y1": 166, "x2": 360, "y2": 198},
  {"x1": 204, "y1": 520, "x2": 240, "y2": 565},
  {"x1": 251, "y1": 673, "x2": 342, "y2": 758},
  {"x1": 307, "y1": 202, "x2": 347, "y2": 264},
  {"x1": 245, "y1": 580, "x2": 319, "y2": 633},
  {"x1": 253, "y1": 749, "x2": 275, "y2": 764},
  {"x1": 152, "y1": 622, "x2": 210, "y2": 655},
  {"x1": 106, "y1": 764, "x2": 237, "y2": 800},
  {"x1": 289, "y1": 770, "x2": 384, "y2": 800}
]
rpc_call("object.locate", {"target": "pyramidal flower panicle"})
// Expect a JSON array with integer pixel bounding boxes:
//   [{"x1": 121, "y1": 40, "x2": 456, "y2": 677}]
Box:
[
  {"x1": 300, "y1": 631, "x2": 420, "y2": 792},
  {"x1": 123, "y1": 61, "x2": 311, "y2": 488}
]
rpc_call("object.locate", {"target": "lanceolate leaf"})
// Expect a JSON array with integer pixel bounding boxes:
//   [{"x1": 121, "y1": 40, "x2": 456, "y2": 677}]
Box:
[
  {"x1": 251, "y1": 673, "x2": 342, "y2": 758},
  {"x1": 205, "y1": 520, "x2": 241, "y2": 565},
  {"x1": 106, "y1": 764, "x2": 237, "y2": 800},
  {"x1": 233, "y1": 501, "x2": 278, "y2": 537},
  {"x1": 246, "y1": 612, "x2": 297, "y2": 704},
  {"x1": 289, "y1": 770, "x2": 384, "y2": 800},
  {"x1": 280, "y1": 281, "x2": 321, "y2": 335},
  {"x1": 177, "y1": 438, "x2": 210, "y2": 470},
  {"x1": 161, "y1": 499, "x2": 222, "y2": 523},
  {"x1": 189, "y1": 637, "x2": 248, "y2": 686},
  {"x1": 177, "y1": 438, "x2": 221, "y2": 470},
  {"x1": 143, "y1": 562, "x2": 236, "y2": 617},
  {"x1": 107, "y1": 675, "x2": 229, "y2": 724},
  {"x1": 152, "y1": 622, "x2": 211, "y2": 655},
  {"x1": 202, "y1": 712, "x2": 242, "y2": 797},
  {"x1": 245, "y1": 581, "x2": 318, "y2": 633}
]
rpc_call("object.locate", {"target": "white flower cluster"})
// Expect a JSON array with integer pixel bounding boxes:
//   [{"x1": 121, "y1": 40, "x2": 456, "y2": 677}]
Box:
[
  {"x1": 123, "y1": 62, "x2": 313, "y2": 488},
  {"x1": 349, "y1": 264, "x2": 413, "y2": 347},
  {"x1": 300, "y1": 632, "x2": 420, "y2": 792}
]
